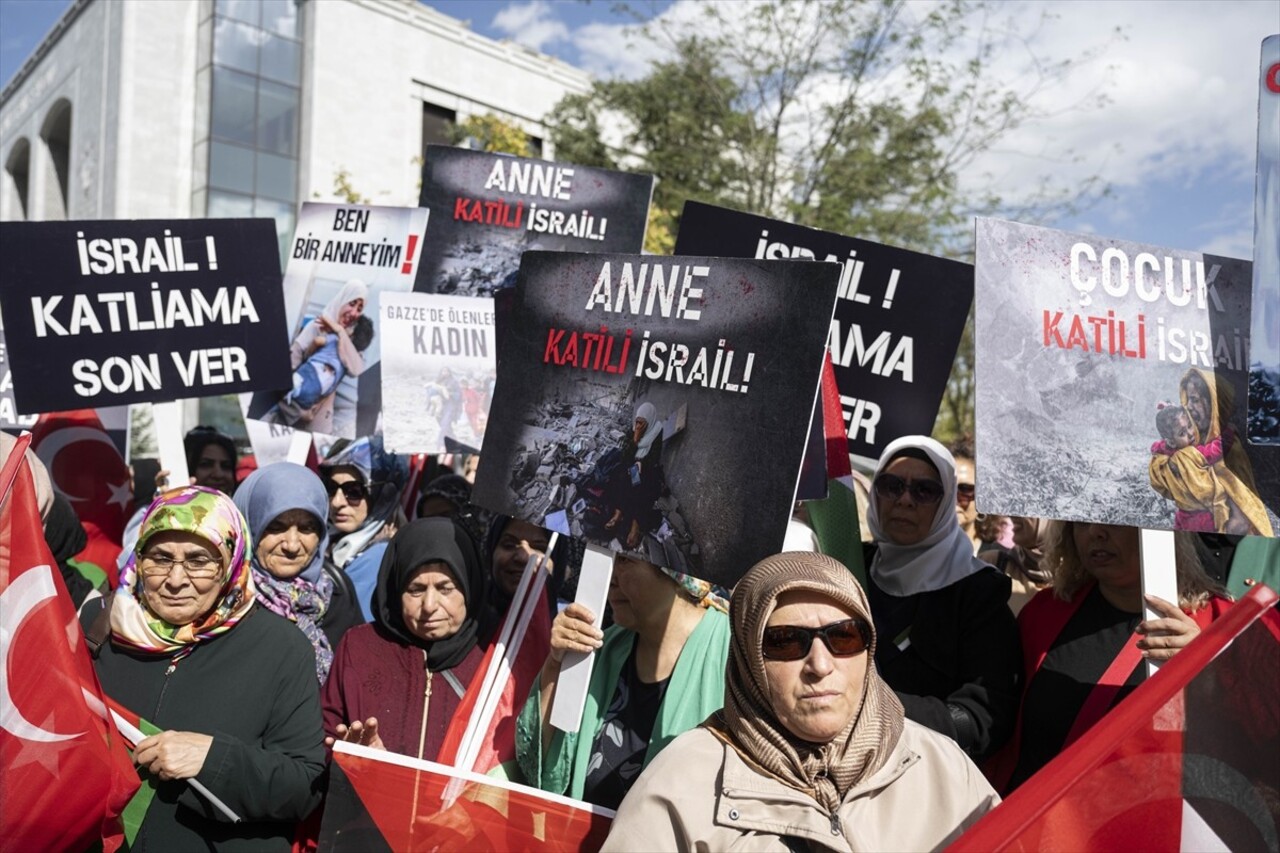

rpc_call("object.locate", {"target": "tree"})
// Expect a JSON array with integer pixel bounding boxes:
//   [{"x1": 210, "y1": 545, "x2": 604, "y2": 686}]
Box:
[
  {"x1": 549, "y1": 0, "x2": 1118, "y2": 437},
  {"x1": 450, "y1": 113, "x2": 536, "y2": 157}
]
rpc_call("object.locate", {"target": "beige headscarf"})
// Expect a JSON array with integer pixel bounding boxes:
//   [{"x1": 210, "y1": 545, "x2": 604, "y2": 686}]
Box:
[{"x1": 712, "y1": 552, "x2": 904, "y2": 813}]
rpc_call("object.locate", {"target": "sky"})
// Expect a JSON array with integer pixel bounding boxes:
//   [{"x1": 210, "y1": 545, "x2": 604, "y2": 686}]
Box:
[{"x1": 1, "y1": 0, "x2": 1276, "y2": 259}]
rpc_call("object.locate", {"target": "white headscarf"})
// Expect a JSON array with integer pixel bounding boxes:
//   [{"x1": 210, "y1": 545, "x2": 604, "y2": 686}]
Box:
[
  {"x1": 866, "y1": 435, "x2": 988, "y2": 596},
  {"x1": 633, "y1": 401, "x2": 661, "y2": 460},
  {"x1": 323, "y1": 279, "x2": 368, "y2": 329}
]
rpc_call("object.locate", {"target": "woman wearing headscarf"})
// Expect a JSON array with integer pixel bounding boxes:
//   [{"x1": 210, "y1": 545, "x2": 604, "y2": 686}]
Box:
[
  {"x1": 862, "y1": 435, "x2": 1020, "y2": 760},
  {"x1": 979, "y1": 516, "x2": 1054, "y2": 616},
  {"x1": 603, "y1": 401, "x2": 666, "y2": 549},
  {"x1": 270, "y1": 279, "x2": 374, "y2": 435},
  {"x1": 321, "y1": 517, "x2": 488, "y2": 759},
  {"x1": 234, "y1": 462, "x2": 363, "y2": 682},
  {"x1": 85, "y1": 486, "x2": 325, "y2": 851},
  {"x1": 516, "y1": 555, "x2": 730, "y2": 810},
  {"x1": 321, "y1": 436, "x2": 408, "y2": 622},
  {"x1": 603, "y1": 552, "x2": 997, "y2": 851}
]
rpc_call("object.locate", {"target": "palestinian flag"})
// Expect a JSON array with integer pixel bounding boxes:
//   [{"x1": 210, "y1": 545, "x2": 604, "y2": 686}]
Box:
[
  {"x1": 805, "y1": 353, "x2": 865, "y2": 585},
  {"x1": 100, "y1": 696, "x2": 162, "y2": 848},
  {"x1": 950, "y1": 583, "x2": 1280, "y2": 852},
  {"x1": 320, "y1": 742, "x2": 614, "y2": 852}
]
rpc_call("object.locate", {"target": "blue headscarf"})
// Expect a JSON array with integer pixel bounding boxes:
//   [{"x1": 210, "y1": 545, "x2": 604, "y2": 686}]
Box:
[{"x1": 234, "y1": 462, "x2": 334, "y2": 681}]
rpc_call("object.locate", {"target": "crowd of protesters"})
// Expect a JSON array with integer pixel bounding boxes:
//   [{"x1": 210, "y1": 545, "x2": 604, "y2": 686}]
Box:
[{"x1": 6, "y1": 420, "x2": 1277, "y2": 852}]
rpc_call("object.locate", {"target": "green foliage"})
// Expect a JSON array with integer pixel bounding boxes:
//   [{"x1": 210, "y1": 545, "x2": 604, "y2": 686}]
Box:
[
  {"x1": 550, "y1": 0, "x2": 1118, "y2": 437},
  {"x1": 450, "y1": 113, "x2": 536, "y2": 157}
]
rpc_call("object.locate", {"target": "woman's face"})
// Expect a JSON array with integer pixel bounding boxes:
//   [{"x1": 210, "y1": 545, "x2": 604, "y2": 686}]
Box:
[
  {"x1": 763, "y1": 590, "x2": 867, "y2": 743},
  {"x1": 401, "y1": 562, "x2": 467, "y2": 642},
  {"x1": 492, "y1": 519, "x2": 552, "y2": 598},
  {"x1": 1011, "y1": 516, "x2": 1039, "y2": 549},
  {"x1": 607, "y1": 555, "x2": 669, "y2": 630},
  {"x1": 875, "y1": 456, "x2": 943, "y2": 547},
  {"x1": 256, "y1": 509, "x2": 322, "y2": 579},
  {"x1": 632, "y1": 417, "x2": 648, "y2": 444},
  {"x1": 339, "y1": 298, "x2": 364, "y2": 327},
  {"x1": 1071, "y1": 523, "x2": 1140, "y2": 589},
  {"x1": 328, "y1": 469, "x2": 369, "y2": 534},
  {"x1": 138, "y1": 530, "x2": 225, "y2": 626},
  {"x1": 193, "y1": 443, "x2": 236, "y2": 494}
]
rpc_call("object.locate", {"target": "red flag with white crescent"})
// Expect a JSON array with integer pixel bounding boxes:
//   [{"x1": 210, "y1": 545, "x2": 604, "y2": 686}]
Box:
[
  {"x1": 31, "y1": 409, "x2": 133, "y2": 587},
  {"x1": 0, "y1": 435, "x2": 139, "y2": 851},
  {"x1": 950, "y1": 584, "x2": 1280, "y2": 852}
]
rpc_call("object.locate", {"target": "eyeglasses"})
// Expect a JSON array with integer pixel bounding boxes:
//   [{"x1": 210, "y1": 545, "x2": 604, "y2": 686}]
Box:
[
  {"x1": 761, "y1": 619, "x2": 871, "y2": 661},
  {"x1": 325, "y1": 479, "x2": 369, "y2": 504},
  {"x1": 139, "y1": 554, "x2": 221, "y2": 579},
  {"x1": 873, "y1": 473, "x2": 945, "y2": 505},
  {"x1": 957, "y1": 483, "x2": 975, "y2": 498}
]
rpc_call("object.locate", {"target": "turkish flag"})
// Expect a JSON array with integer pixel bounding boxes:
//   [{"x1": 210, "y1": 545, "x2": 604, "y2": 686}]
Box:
[
  {"x1": 438, "y1": 589, "x2": 552, "y2": 776},
  {"x1": 950, "y1": 584, "x2": 1280, "y2": 852},
  {"x1": 0, "y1": 435, "x2": 139, "y2": 850},
  {"x1": 31, "y1": 408, "x2": 133, "y2": 587},
  {"x1": 320, "y1": 742, "x2": 613, "y2": 852}
]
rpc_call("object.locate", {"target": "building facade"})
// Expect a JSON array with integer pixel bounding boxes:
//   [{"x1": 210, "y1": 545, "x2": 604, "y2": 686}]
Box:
[{"x1": 0, "y1": 0, "x2": 593, "y2": 256}]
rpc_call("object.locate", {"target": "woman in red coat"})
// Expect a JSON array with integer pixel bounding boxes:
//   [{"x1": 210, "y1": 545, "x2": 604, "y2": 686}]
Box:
[{"x1": 990, "y1": 522, "x2": 1228, "y2": 793}]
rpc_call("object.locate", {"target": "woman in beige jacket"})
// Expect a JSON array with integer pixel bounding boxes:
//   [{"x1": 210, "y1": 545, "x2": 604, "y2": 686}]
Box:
[{"x1": 602, "y1": 552, "x2": 998, "y2": 852}]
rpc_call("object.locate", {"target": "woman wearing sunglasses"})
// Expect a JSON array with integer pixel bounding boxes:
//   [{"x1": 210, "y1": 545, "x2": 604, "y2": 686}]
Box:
[
  {"x1": 320, "y1": 436, "x2": 409, "y2": 622},
  {"x1": 862, "y1": 435, "x2": 1020, "y2": 761},
  {"x1": 603, "y1": 552, "x2": 997, "y2": 851}
]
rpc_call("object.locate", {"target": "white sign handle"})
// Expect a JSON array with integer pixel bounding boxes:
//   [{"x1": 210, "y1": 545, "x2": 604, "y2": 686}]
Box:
[
  {"x1": 549, "y1": 544, "x2": 613, "y2": 733},
  {"x1": 285, "y1": 429, "x2": 312, "y2": 465},
  {"x1": 1138, "y1": 527, "x2": 1179, "y2": 678},
  {"x1": 151, "y1": 401, "x2": 189, "y2": 486}
]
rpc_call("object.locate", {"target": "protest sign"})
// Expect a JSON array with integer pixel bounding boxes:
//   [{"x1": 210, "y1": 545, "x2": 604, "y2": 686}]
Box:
[
  {"x1": 974, "y1": 218, "x2": 1279, "y2": 534},
  {"x1": 471, "y1": 252, "x2": 840, "y2": 588},
  {"x1": 380, "y1": 292, "x2": 495, "y2": 454},
  {"x1": 1249, "y1": 35, "x2": 1280, "y2": 444},
  {"x1": 0, "y1": 313, "x2": 37, "y2": 431},
  {"x1": 0, "y1": 219, "x2": 287, "y2": 412},
  {"x1": 244, "y1": 203, "x2": 428, "y2": 440},
  {"x1": 413, "y1": 146, "x2": 653, "y2": 297},
  {"x1": 320, "y1": 742, "x2": 614, "y2": 852},
  {"x1": 674, "y1": 201, "x2": 972, "y2": 465}
]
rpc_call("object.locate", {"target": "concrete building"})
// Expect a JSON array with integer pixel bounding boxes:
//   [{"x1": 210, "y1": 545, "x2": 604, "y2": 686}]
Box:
[{"x1": 0, "y1": 0, "x2": 593, "y2": 255}]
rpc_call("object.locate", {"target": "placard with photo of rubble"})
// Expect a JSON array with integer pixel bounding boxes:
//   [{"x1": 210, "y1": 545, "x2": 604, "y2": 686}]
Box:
[
  {"x1": 380, "y1": 292, "x2": 495, "y2": 454},
  {"x1": 471, "y1": 251, "x2": 840, "y2": 588},
  {"x1": 974, "y1": 218, "x2": 1278, "y2": 535},
  {"x1": 413, "y1": 145, "x2": 653, "y2": 297}
]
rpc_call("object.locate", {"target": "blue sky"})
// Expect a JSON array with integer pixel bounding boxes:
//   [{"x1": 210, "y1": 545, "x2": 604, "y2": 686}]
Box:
[{"x1": 2, "y1": 0, "x2": 1275, "y2": 259}]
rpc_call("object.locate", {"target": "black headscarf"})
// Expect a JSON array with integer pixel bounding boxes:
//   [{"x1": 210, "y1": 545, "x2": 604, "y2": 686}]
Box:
[
  {"x1": 371, "y1": 517, "x2": 487, "y2": 671},
  {"x1": 479, "y1": 514, "x2": 573, "y2": 642}
]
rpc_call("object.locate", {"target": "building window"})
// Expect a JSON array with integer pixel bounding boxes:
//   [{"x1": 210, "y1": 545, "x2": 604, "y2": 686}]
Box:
[
  {"x1": 422, "y1": 102, "x2": 457, "y2": 156},
  {"x1": 40, "y1": 99, "x2": 72, "y2": 220},
  {"x1": 4, "y1": 137, "x2": 31, "y2": 220},
  {"x1": 200, "y1": 0, "x2": 302, "y2": 258}
]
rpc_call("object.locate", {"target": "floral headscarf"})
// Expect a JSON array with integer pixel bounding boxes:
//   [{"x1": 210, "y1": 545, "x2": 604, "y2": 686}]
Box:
[
  {"x1": 111, "y1": 486, "x2": 256, "y2": 654},
  {"x1": 658, "y1": 566, "x2": 730, "y2": 613}
]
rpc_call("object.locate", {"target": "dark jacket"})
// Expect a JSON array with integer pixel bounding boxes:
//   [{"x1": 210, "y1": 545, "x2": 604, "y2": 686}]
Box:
[
  {"x1": 863, "y1": 543, "x2": 1021, "y2": 761},
  {"x1": 319, "y1": 561, "x2": 364, "y2": 649},
  {"x1": 86, "y1": 602, "x2": 326, "y2": 852}
]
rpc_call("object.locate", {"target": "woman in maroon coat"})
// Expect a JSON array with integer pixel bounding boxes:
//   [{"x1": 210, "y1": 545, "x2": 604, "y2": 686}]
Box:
[{"x1": 321, "y1": 517, "x2": 488, "y2": 759}]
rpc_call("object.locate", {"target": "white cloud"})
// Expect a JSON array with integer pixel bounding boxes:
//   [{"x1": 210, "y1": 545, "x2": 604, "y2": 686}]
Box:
[{"x1": 490, "y1": 1, "x2": 569, "y2": 53}]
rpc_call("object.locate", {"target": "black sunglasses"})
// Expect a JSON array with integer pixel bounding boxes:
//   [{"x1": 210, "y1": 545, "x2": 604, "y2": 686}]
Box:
[
  {"x1": 873, "y1": 473, "x2": 945, "y2": 505},
  {"x1": 761, "y1": 618, "x2": 871, "y2": 661},
  {"x1": 324, "y1": 479, "x2": 369, "y2": 504}
]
